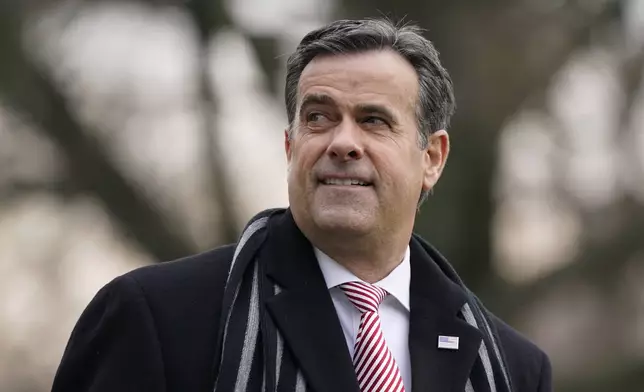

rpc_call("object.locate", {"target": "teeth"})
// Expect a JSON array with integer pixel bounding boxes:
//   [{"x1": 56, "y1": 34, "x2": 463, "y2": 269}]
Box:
[{"x1": 323, "y1": 178, "x2": 369, "y2": 186}]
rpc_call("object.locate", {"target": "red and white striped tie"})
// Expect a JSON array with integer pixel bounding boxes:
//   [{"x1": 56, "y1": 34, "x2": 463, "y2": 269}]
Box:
[{"x1": 340, "y1": 281, "x2": 405, "y2": 392}]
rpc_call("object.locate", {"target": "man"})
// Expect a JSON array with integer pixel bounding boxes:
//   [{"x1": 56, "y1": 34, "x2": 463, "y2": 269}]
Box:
[{"x1": 52, "y1": 18, "x2": 552, "y2": 392}]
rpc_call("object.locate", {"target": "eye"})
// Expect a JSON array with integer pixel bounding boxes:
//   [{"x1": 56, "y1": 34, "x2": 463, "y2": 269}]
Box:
[
  {"x1": 362, "y1": 116, "x2": 388, "y2": 126},
  {"x1": 307, "y1": 112, "x2": 326, "y2": 122},
  {"x1": 305, "y1": 112, "x2": 333, "y2": 128}
]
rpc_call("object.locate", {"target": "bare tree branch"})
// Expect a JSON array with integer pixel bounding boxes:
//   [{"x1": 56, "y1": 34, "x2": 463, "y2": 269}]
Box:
[
  {"x1": 0, "y1": 177, "x2": 78, "y2": 201},
  {"x1": 491, "y1": 38, "x2": 644, "y2": 321},
  {"x1": 429, "y1": 0, "x2": 623, "y2": 293},
  {"x1": 0, "y1": 5, "x2": 196, "y2": 261},
  {"x1": 617, "y1": 44, "x2": 644, "y2": 186},
  {"x1": 492, "y1": 196, "x2": 644, "y2": 320},
  {"x1": 246, "y1": 34, "x2": 282, "y2": 98},
  {"x1": 185, "y1": 0, "x2": 240, "y2": 244},
  {"x1": 617, "y1": 48, "x2": 644, "y2": 136}
]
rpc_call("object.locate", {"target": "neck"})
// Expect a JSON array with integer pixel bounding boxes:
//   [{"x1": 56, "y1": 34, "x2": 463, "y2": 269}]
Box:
[{"x1": 310, "y1": 230, "x2": 410, "y2": 284}]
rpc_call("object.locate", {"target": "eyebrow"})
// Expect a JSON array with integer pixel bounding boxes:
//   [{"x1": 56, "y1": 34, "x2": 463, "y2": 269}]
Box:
[{"x1": 299, "y1": 93, "x2": 336, "y2": 109}]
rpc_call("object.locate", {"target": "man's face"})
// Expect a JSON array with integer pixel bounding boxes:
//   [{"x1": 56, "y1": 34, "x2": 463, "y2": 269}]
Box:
[{"x1": 285, "y1": 50, "x2": 448, "y2": 238}]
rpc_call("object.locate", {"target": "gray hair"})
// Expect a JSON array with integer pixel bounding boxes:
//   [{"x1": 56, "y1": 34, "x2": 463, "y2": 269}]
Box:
[{"x1": 284, "y1": 18, "x2": 456, "y2": 205}]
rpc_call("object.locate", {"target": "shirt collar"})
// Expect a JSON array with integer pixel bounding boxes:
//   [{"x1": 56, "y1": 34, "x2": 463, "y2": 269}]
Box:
[{"x1": 315, "y1": 246, "x2": 411, "y2": 311}]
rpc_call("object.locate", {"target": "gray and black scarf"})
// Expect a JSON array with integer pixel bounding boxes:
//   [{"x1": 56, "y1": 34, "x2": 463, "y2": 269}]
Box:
[{"x1": 212, "y1": 208, "x2": 513, "y2": 392}]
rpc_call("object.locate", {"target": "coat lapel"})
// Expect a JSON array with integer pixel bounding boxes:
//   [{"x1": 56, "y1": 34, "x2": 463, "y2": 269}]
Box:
[
  {"x1": 408, "y1": 236, "x2": 484, "y2": 392},
  {"x1": 260, "y1": 209, "x2": 482, "y2": 392},
  {"x1": 263, "y1": 210, "x2": 360, "y2": 392}
]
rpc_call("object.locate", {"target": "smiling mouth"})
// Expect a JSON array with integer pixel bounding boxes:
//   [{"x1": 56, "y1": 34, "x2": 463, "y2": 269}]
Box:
[{"x1": 320, "y1": 178, "x2": 372, "y2": 186}]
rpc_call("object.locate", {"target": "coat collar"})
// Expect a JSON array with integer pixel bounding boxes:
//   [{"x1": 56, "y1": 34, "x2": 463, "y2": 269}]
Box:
[
  {"x1": 262, "y1": 209, "x2": 482, "y2": 392},
  {"x1": 408, "y1": 235, "x2": 484, "y2": 392},
  {"x1": 263, "y1": 210, "x2": 360, "y2": 392}
]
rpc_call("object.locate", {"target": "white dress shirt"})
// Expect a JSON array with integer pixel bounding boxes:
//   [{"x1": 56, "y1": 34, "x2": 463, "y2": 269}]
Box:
[{"x1": 315, "y1": 247, "x2": 411, "y2": 391}]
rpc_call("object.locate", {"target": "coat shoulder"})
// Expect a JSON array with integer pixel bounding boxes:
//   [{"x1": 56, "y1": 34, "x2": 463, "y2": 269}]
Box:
[
  {"x1": 490, "y1": 314, "x2": 552, "y2": 392},
  {"x1": 121, "y1": 244, "x2": 236, "y2": 327},
  {"x1": 119, "y1": 244, "x2": 237, "y2": 390},
  {"x1": 119, "y1": 245, "x2": 235, "y2": 334},
  {"x1": 125, "y1": 244, "x2": 236, "y2": 294},
  {"x1": 52, "y1": 244, "x2": 238, "y2": 392}
]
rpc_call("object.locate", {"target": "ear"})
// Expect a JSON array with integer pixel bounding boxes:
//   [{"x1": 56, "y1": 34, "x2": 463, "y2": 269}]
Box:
[
  {"x1": 421, "y1": 130, "x2": 450, "y2": 191},
  {"x1": 284, "y1": 128, "x2": 293, "y2": 164}
]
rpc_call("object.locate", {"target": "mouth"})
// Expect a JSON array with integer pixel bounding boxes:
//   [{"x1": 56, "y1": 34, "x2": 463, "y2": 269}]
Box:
[{"x1": 319, "y1": 178, "x2": 373, "y2": 187}]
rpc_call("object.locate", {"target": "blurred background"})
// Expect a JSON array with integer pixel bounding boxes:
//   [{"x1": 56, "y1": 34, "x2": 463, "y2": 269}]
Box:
[{"x1": 0, "y1": 0, "x2": 643, "y2": 390}]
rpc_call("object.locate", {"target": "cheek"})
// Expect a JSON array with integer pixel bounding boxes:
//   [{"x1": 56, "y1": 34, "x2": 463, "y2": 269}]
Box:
[
  {"x1": 288, "y1": 139, "x2": 321, "y2": 180},
  {"x1": 378, "y1": 148, "x2": 425, "y2": 191},
  {"x1": 290, "y1": 149, "x2": 313, "y2": 174}
]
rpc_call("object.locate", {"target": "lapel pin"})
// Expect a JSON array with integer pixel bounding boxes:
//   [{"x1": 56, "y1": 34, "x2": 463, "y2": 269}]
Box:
[{"x1": 438, "y1": 335, "x2": 460, "y2": 350}]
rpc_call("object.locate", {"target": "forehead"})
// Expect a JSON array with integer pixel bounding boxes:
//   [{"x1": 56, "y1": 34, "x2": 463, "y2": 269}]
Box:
[{"x1": 297, "y1": 50, "x2": 419, "y2": 112}]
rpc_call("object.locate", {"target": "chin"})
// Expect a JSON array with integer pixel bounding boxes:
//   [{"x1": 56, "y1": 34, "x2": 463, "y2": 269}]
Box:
[{"x1": 311, "y1": 205, "x2": 375, "y2": 235}]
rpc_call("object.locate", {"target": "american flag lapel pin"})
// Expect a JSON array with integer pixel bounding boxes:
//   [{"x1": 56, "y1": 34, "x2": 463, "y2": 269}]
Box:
[{"x1": 438, "y1": 335, "x2": 460, "y2": 350}]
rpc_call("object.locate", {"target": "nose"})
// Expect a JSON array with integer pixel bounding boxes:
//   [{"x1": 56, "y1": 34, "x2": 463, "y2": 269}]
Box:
[{"x1": 326, "y1": 119, "x2": 364, "y2": 161}]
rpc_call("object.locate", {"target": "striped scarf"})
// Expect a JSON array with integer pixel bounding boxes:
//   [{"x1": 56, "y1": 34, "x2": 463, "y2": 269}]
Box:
[{"x1": 212, "y1": 209, "x2": 513, "y2": 392}]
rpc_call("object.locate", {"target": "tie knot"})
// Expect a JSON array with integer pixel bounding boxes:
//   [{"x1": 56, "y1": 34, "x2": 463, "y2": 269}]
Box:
[{"x1": 339, "y1": 281, "x2": 388, "y2": 314}]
